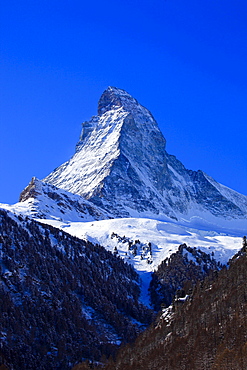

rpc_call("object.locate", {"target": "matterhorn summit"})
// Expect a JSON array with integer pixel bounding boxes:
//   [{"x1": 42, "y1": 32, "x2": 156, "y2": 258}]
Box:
[
  {"x1": 44, "y1": 86, "x2": 169, "y2": 217},
  {"x1": 42, "y1": 86, "x2": 247, "y2": 229},
  {"x1": 3, "y1": 87, "x2": 245, "y2": 233}
]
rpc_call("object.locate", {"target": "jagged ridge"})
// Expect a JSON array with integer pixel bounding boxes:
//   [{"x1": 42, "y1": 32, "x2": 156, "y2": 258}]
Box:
[{"x1": 5, "y1": 177, "x2": 110, "y2": 222}]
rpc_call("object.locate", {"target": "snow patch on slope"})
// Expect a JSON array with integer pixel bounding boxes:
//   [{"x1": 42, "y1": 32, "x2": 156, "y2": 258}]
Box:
[{"x1": 39, "y1": 217, "x2": 241, "y2": 271}]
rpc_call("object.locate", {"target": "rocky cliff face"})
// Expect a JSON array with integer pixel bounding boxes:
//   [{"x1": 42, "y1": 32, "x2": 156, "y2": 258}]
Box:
[{"x1": 41, "y1": 86, "x2": 247, "y2": 224}]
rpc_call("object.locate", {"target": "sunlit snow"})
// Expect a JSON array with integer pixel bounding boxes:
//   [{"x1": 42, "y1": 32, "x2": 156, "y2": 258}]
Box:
[{"x1": 38, "y1": 216, "x2": 242, "y2": 306}]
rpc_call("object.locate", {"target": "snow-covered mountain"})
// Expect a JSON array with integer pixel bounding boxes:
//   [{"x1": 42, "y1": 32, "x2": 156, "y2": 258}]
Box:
[{"x1": 43, "y1": 86, "x2": 247, "y2": 226}]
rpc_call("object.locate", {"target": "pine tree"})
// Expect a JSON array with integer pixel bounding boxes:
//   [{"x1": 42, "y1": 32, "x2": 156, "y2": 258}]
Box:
[{"x1": 243, "y1": 236, "x2": 247, "y2": 251}]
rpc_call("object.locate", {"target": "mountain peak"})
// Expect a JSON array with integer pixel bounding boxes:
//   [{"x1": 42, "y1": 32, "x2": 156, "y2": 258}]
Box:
[
  {"x1": 98, "y1": 86, "x2": 137, "y2": 115},
  {"x1": 97, "y1": 86, "x2": 156, "y2": 123}
]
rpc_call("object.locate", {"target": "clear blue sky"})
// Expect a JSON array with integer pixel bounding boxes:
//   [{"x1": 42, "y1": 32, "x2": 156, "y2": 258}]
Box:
[{"x1": 1, "y1": 0, "x2": 247, "y2": 204}]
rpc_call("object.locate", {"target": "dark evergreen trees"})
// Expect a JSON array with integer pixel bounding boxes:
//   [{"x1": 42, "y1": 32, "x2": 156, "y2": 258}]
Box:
[
  {"x1": 149, "y1": 243, "x2": 221, "y2": 310},
  {"x1": 0, "y1": 209, "x2": 153, "y2": 370},
  {"x1": 97, "y1": 245, "x2": 247, "y2": 370}
]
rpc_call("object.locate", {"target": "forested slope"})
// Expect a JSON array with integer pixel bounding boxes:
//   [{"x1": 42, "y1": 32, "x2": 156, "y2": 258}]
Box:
[
  {"x1": 78, "y1": 240, "x2": 247, "y2": 370},
  {"x1": 0, "y1": 209, "x2": 153, "y2": 369}
]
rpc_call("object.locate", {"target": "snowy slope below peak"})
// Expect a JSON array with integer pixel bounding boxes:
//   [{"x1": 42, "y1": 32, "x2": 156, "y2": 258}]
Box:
[
  {"x1": 39, "y1": 217, "x2": 241, "y2": 271},
  {"x1": 0, "y1": 177, "x2": 110, "y2": 222},
  {"x1": 38, "y1": 216, "x2": 242, "y2": 306},
  {"x1": 44, "y1": 107, "x2": 128, "y2": 198},
  {"x1": 203, "y1": 172, "x2": 247, "y2": 213}
]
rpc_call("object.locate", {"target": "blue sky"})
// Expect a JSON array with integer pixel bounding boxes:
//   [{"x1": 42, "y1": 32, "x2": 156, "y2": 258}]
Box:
[{"x1": 1, "y1": 0, "x2": 247, "y2": 204}]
